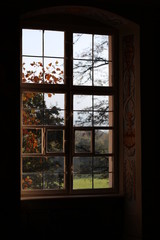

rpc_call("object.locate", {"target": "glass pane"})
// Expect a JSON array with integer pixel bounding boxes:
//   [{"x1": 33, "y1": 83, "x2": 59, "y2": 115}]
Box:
[
  {"x1": 47, "y1": 130, "x2": 64, "y2": 153},
  {"x1": 73, "y1": 95, "x2": 92, "y2": 110},
  {"x1": 93, "y1": 173, "x2": 109, "y2": 189},
  {"x1": 75, "y1": 130, "x2": 92, "y2": 153},
  {"x1": 44, "y1": 58, "x2": 64, "y2": 84},
  {"x1": 94, "y1": 35, "x2": 109, "y2": 61},
  {"x1": 22, "y1": 157, "x2": 44, "y2": 172},
  {"x1": 44, "y1": 93, "x2": 65, "y2": 126},
  {"x1": 94, "y1": 95, "x2": 109, "y2": 111},
  {"x1": 22, "y1": 128, "x2": 42, "y2": 153},
  {"x1": 94, "y1": 61, "x2": 109, "y2": 86},
  {"x1": 94, "y1": 111, "x2": 111, "y2": 126},
  {"x1": 73, "y1": 157, "x2": 92, "y2": 174},
  {"x1": 73, "y1": 174, "x2": 92, "y2": 189},
  {"x1": 95, "y1": 130, "x2": 113, "y2": 154},
  {"x1": 22, "y1": 92, "x2": 44, "y2": 125},
  {"x1": 22, "y1": 29, "x2": 42, "y2": 56},
  {"x1": 44, "y1": 109, "x2": 65, "y2": 126},
  {"x1": 93, "y1": 156, "x2": 109, "y2": 173},
  {"x1": 23, "y1": 109, "x2": 43, "y2": 125},
  {"x1": 73, "y1": 60, "x2": 92, "y2": 86},
  {"x1": 44, "y1": 93, "x2": 65, "y2": 109},
  {"x1": 44, "y1": 30, "x2": 64, "y2": 57},
  {"x1": 23, "y1": 92, "x2": 44, "y2": 109},
  {"x1": 73, "y1": 33, "x2": 92, "y2": 59},
  {"x1": 22, "y1": 173, "x2": 42, "y2": 190},
  {"x1": 44, "y1": 157, "x2": 64, "y2": 172},
  {"x1": 73, "y1": 111, "x2": 92, "y2": 126},
  {"x1": 22, "y1": 57, "x2": 43, "y2": 83},
  {"x1": 43, "y1": 173, "x2": 64, "y2": 190}
]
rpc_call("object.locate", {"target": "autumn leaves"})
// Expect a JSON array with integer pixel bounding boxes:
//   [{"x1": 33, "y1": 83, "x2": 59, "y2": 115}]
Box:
[{"x1": 22, "y1": 60, "x2": 64, "y2": 84}]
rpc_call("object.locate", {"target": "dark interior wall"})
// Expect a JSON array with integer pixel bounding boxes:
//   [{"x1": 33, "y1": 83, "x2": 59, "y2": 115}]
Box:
[{"x1": 0, "y1": 1, "x2": 158, "y2": 239}]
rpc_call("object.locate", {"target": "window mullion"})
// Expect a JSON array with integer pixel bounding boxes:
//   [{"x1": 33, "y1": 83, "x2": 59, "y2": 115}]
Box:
[
  {"x1": 65, "y1": 30, "x2": 73, "y2": 193},
  {"x1": 92, "y1": 34, "x2": 94, "y2": 87},
  {"x1": 42, "y1": 30, "x2": 44, "y2": 84}
]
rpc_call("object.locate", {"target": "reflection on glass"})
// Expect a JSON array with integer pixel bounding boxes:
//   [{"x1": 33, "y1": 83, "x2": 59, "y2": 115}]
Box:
[
  {"x1": 73, "y1": 60, "x2": 92, "y2": 86},
  {"x1": 22, "y1": 128, "x2": 42, "y2": 153},
  {"x1": 22, "y1": 29, "x2": 42, "y2": 56},
  {"x1": 47, "y1": 130, "x2": 64, "y2": 153},
  {"x1": 73, "y1": 33, "x2": 92, "y2": 59},
  {"x1": 44, "y1": 31, "x2": 64, "y2": 57},
  {"x1": 75, "y1": 130, "x2": 92, "y2": 153}
]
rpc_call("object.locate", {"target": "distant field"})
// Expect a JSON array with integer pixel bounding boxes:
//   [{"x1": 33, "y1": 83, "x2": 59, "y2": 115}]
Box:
[{"x1": 73, "y1": 177, "x2": 109, "y2": 189}]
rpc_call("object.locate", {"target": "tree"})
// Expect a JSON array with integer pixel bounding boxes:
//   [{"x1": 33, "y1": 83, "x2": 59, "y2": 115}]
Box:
[
  {"x1": 73, "y1": 33, "x2": 110, "y2": 86},
  {"x1": 22, "y1": 61, "x2": 65, "y2": 190}
]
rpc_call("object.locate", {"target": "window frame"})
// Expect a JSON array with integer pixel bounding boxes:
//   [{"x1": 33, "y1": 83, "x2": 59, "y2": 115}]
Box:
[{"x1": 20, "y1": 23, "x2": 119, "y2": 199}]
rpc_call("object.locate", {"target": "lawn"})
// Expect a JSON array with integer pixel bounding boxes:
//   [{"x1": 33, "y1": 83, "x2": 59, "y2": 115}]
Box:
[{"x1": 73, "y1": 177, "x2": 109, "y2": 189}]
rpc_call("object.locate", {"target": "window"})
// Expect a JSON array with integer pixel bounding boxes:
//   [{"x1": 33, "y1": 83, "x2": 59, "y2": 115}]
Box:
[{"x1": 20, "y1": 27, "x2": 118, "y2": 198}]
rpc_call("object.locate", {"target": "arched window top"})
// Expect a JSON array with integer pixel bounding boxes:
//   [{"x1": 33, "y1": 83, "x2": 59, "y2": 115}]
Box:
[{"x1": 21, "y1": 5, "x2": 137, "y2": 30}]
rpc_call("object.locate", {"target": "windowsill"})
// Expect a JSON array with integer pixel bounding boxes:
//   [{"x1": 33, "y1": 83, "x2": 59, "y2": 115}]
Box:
[{"x1": 21, "y1": 193, "x2": 124, "y2": 201}]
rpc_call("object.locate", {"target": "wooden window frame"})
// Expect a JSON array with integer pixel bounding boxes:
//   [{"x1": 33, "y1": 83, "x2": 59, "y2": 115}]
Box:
[{"x1": 20, "y1": 24, "x2": 119, "y2": 199}]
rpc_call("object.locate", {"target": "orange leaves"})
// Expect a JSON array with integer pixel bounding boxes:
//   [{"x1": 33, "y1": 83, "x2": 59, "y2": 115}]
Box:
[
  {"x1": 45, "y1": 73, "x2": 51, "y2": 81},
  {"x1": 22, "y1": 60, "x2": 64, "y2": 84},
  {"x1": 48, "y1": 93, "x2": 52, "y2": 98},
  {"x1": 23, "y1": 176, "x2": 33, "y2": 189},
  {"x1": 38, "y1": 62, "x2": 43, "y2": 67},
  {"x1": 23, "y1": 129, "x2": 41, "y2": 153},
  {"x1": 33, "y1": 76, "x2": 39, "y2": 83}
]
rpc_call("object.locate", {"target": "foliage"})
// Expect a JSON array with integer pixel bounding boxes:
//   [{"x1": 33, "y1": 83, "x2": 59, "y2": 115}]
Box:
[{"x1": 22, "y1": 60, "x2": 64, "y2": 84}]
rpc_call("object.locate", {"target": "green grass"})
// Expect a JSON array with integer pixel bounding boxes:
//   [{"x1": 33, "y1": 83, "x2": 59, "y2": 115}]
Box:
[{"x1": 73, "y1": 177, "x2": 109, "y2": 189}]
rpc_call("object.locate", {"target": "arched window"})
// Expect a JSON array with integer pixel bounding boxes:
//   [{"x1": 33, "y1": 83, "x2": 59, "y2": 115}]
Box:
[{"x1": 20, "y1": 6, "x2": 141, "y2": 202}]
